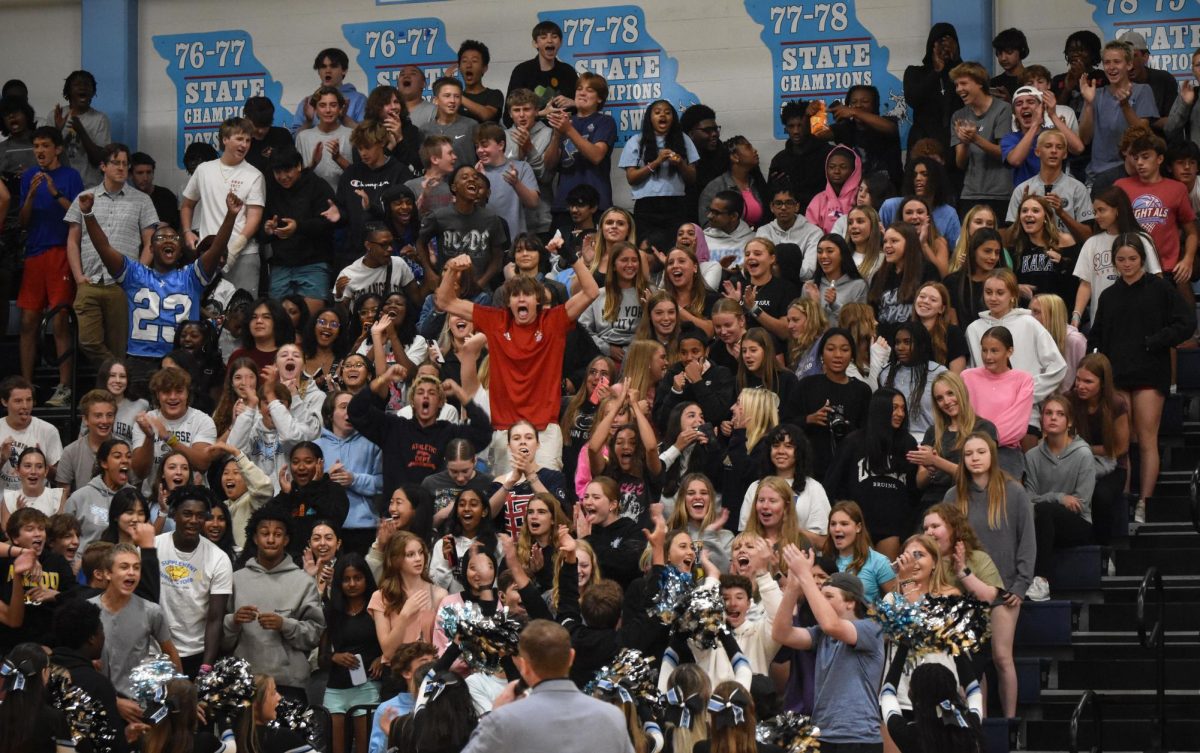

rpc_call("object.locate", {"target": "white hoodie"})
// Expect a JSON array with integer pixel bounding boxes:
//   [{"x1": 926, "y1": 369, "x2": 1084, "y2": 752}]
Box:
[{"x1": 966, "y1": 308, "x2": 1067, "y2": 425}]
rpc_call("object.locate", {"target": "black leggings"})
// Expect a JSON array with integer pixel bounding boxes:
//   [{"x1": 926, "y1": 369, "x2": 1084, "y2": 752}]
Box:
[
  {"x1": 1033, "y1": 501, "x2": 1094, "y2": 578},
  {"x1": 1090, "y1": 467, "x2": 1127, "y2": 545}
]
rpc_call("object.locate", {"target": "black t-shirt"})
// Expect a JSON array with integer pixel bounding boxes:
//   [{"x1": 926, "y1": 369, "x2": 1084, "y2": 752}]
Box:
[
  {"x1": 0, "y1": 552, "x2": 76, "y2": 652},
  {"x1": 24, "y1": 705, "x2": 70, "y2": 753},
  {"x1": 745, "y1": 275, "x2": 800, "y2": 349},
  {"x1": 506, "y1": 58, "x2": 579, "y2": 112},
  {"x1": 826, "y1": 429, "x2": 918, "y2": 540},
  {"x1": 796, "y1": 374, "x2": 873, "y2": 471},
  {"x1": 873, "y1": 261, "x2": 939, "y2": 339},
  {"x1": 462, "y1": 88, "x2": 505, "y2": 122},
  {"x1": 945, "y1": 323, "x2": 969, "y2": 366},
  {"x1": 830, "y1": 118, "x2": 903, "y2": 189},
  {"x1": 325, "y1": 608, "x2": 383, "y2": 689},
  {"x1": 945, "y1": 270, "x2": 984, "y2": 327},
  {"x1": 603, "y1": 468, "x2": 661, "y2": 528},
  {"x1": 1015, "y1": 243, "x2": 1073, "y2": 302},
  {"x1": 418, "y1": 205, "x2": 506, "y2": 285}
]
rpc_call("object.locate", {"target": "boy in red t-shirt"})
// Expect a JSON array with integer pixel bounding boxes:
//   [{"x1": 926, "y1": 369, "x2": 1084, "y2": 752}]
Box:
[
  {"x1": 435, "y1": 245, "x2": 599, "y2": 473},
  {"x1": 1116, "y1": 130, "x2": 1198, "y2": 305}
]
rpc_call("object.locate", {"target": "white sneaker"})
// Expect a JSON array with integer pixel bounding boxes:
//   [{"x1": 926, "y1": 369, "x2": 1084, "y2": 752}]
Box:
[
  {"x1": 1134, "y1": 500, "x2": 1147, "y2": 525},
  {"x1": 1026, "y1": 576, "x2": 1051, "y2": 602},
  {"x1": 44, "y1": 384, "x2": 72, "y2": 408}
]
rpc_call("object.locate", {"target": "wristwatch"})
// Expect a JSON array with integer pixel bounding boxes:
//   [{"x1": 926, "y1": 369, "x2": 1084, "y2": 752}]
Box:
[{"x1": 958, "y1": 567, "x2": 972, "y2": 580}]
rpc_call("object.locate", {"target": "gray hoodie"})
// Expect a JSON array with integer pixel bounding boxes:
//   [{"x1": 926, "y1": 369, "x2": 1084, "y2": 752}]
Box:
[
  {"x1": 222, "y1": 556, "x2": 325, "y2": 689},
  {"x1": 64, "y1": 476, "x2": 127, "y2": 548},
  {"x1": 943, "y1": 479, "x2": 1036, "y2": 598},
  {"x1": 1024, "y1": 435, "x2": 1096, "y2": 524}
]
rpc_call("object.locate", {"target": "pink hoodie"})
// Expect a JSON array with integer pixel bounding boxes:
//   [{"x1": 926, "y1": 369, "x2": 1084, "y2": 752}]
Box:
[
  {"x1": 805, "y1": 145, "x2": 863, "y2": 233},
  {"x1": 961, "y1": 366, "x2": 1034, "y2": 448}
]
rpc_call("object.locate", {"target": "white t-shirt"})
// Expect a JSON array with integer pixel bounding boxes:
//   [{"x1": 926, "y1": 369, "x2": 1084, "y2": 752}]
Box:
[
  {"x1": 1, "y1": 417, "x2": 64, "y2": 490},
  {"x1": 136, "y1": 408, "x2": 217, "y2": 494},
  {"x1": 156, "y1": 533, "x2": 234, "y2": 657},
  {"x1": 1, "y1": 487, "x2": 63, "y2": 517},
  {"x1": 79, "y1": 397, "x2": 149, "y2": 446},
  {"x1": 181, "y1": 158, "x2": 266, "y2": 254},
  {"x1": 335, "y1": 257, "x2": 415, "y2": 302},
  {"x1": 296, "y1": 124, "x2": 353, "y2": 190},
  {"x1": 739, "y1": 476, "x2": 832, "y2": 534},
  {"x1": 1073, "y1": 230, "x2": 1162, "y2": 316},
  {"x1": 356, "y1": 333, "x2": 429, "y2": 367}
]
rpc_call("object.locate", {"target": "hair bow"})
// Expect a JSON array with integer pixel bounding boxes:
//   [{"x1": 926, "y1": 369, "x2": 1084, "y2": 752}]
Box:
[
  {"x1": 595, "y1": 678, "x2": 633, "y2": 705},
  {"x1": 707, "y1": 692, "x2": 748, "y2": 729},
  {"x1": 936, "y1": 699, "x2": 968, "y2": 728},
  {"x1": 662, "y1": 686, "x2": 705, "y2": 730},
  {"x1": 0, "y1": 660, "x2": 28, "y2": 694}
]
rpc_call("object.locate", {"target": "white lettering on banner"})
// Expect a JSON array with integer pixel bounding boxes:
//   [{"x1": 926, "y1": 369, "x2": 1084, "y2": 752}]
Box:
[
  {"x1": 344, "y1": 19, "x2": 458, "y2": 103},
  {"x1": 743, "y1": 0, "x2": 909, "y2": 142},
  {"x1": 1088, "y1": 0, "x2": 1200, "y2": 79},
  {"x1": 538, "y1": 5, "x2": 698, "y2": 146},
  {"x1": 152, "y1": 30, "x2": 291, "y2": 167}
]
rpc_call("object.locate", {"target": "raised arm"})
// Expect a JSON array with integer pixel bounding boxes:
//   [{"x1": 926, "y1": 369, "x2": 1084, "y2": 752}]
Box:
[
  {"x1": 563, "y1": 250, "x2": 601, "y2": 322},
  {"x1": 434, "y1": 254, "x2": 478, "y2": 321},
  {"x1": 198, "y1": 192, "x2": 243, "y2": 279},
  {"x1": 77, "y1": 193, "x2": 126, "y2": 279}
]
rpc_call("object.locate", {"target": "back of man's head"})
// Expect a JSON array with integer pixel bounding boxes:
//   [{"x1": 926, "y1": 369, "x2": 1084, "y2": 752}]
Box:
[{"x1": 518, "y1": 619, "x2": 573, "y2": 679}]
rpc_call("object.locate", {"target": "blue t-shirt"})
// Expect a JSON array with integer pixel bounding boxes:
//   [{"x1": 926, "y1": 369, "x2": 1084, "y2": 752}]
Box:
[
  {"x1": 19, "y1": 164, "x2": 83, "y2": 256},
  {"x1": 118, "y1": 259, "x2": 211, "y2": 358},
  {"x1": 1000, "y1": 131, "x2": 1040, "y2": 187},
  {"x1": 618, "y1": 132, "x2": 701, "y2": 200},
  {"x1": 1090, "y1": 83, "x2": 1158, "y2": 177},
  {"x1": 553, "y1": 111, "x2": 617, "y2": 211},
  {"x1": 878, "y1": 197, "x2": 962, "y2": 248},
  {"x1": 369, "y1": 692, "x2": 414, "y2": 753},
  {"x1": 807, "y1": 618, "x2": 885, "y2": 743},
  {"x1": 837, "y1": 548, "x2": 896, "y2": 604}
]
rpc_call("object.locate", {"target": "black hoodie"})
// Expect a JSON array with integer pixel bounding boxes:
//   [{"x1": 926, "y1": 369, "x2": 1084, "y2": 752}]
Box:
[
  {"x1": 264, "y1": 167, "x2": 337, "y2": 268},
  {"x1": 271, "y1": 475, "x2": 350, "y2": 557},
  {"x1": 902, "y1": 22, "x2": 963, "y2": 150}
]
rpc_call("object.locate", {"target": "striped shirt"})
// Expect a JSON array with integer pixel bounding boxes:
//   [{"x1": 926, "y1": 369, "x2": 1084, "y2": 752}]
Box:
[{"x1": 64, "y1": 183, "x2": 159, "y2": 284}]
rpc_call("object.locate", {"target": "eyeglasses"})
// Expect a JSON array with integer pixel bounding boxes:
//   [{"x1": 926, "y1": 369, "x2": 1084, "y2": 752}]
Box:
[
  {"x1": 152, "y1": 233, "x2": 180, "y2": 242},
  {"x1": 317, "y1": 319, "x2": 341, "y2": 329},
  {"x1": 696, "y1": 125, "x2": 721, "y2": 135},
  {"x1": 771, "y1": 199, "x2": 798, "y2": 208}
]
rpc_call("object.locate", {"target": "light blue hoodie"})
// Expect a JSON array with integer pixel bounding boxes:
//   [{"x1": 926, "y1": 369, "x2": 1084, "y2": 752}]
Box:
[{"x1": 316, "y1": 428, "x2": 383, "y2": 529}]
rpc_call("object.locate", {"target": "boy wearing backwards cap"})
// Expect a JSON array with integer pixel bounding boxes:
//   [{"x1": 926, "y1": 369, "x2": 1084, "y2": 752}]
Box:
[
  {"x1": 772, "y1": 543, "x2": 885, "y2": 751},
  {"x1": 1001, "y1": 86, "x2": 1085, "y2": 187}
]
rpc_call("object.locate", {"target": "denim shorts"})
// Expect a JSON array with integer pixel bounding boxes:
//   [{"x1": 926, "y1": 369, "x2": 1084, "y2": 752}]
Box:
[
  {"x1": 269, "y1": 262, "x2": 331, "y2": 300},
  {"x1": 323, "y1": 680, "x2": 382, "y2": 714}
]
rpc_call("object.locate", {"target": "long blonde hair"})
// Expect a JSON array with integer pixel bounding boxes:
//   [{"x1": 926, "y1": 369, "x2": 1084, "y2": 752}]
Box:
[
  {"x1": 1033, "y1": 293, "x2": 1069, "y2": 357},
  {"x1": 931, "y1": 371, "x2": 981, "y2": 454},
  {"x1": 786, "y1": 297, "x2": 828, "y2": 368},
  {"x1": 838, "y1": 303, "x2": 877, "y2": 372},
  {"x1": 743, "y1": 475, "x2": 803, "y2": 550},
  {"x1": 662, "y1": 247, "x2": 708, "y2": 319},
  {"x1": 667, "y1": 473, "x2": 721, "y2": 531},
  {"x1": 900, "y1": 533, "x2": 955, "y2": 595},
  {"x1": 591, "y1": 207, "x2": 637, "y2": 274},
  {"x1": 379, "y1": 531, "x2": 432, "y2": 615},
  {"x1": 560, "y1": 355, "x2": 615, "y2": 435},
  {"x1": 665, "y1": 664, "x2": 711, "y2": 753},
  {"x1": 551, "y1": 539, "x2": 600, "y2": 610},
  {"x1": 953, "y1": 431, "x2": 1010, "y2": 530},
  {"x1": 621, "y1": 340, "x2": 667, "y2": 400},
  {"x1": 847, "y1": 205, "x2": 883, "y2": 279},
  {"x1": 951, "y1": 204, "x2": 998, "y2": 272},
  {"x1": 738, "y1": 387, "x2": 780, "y2": 452}
]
